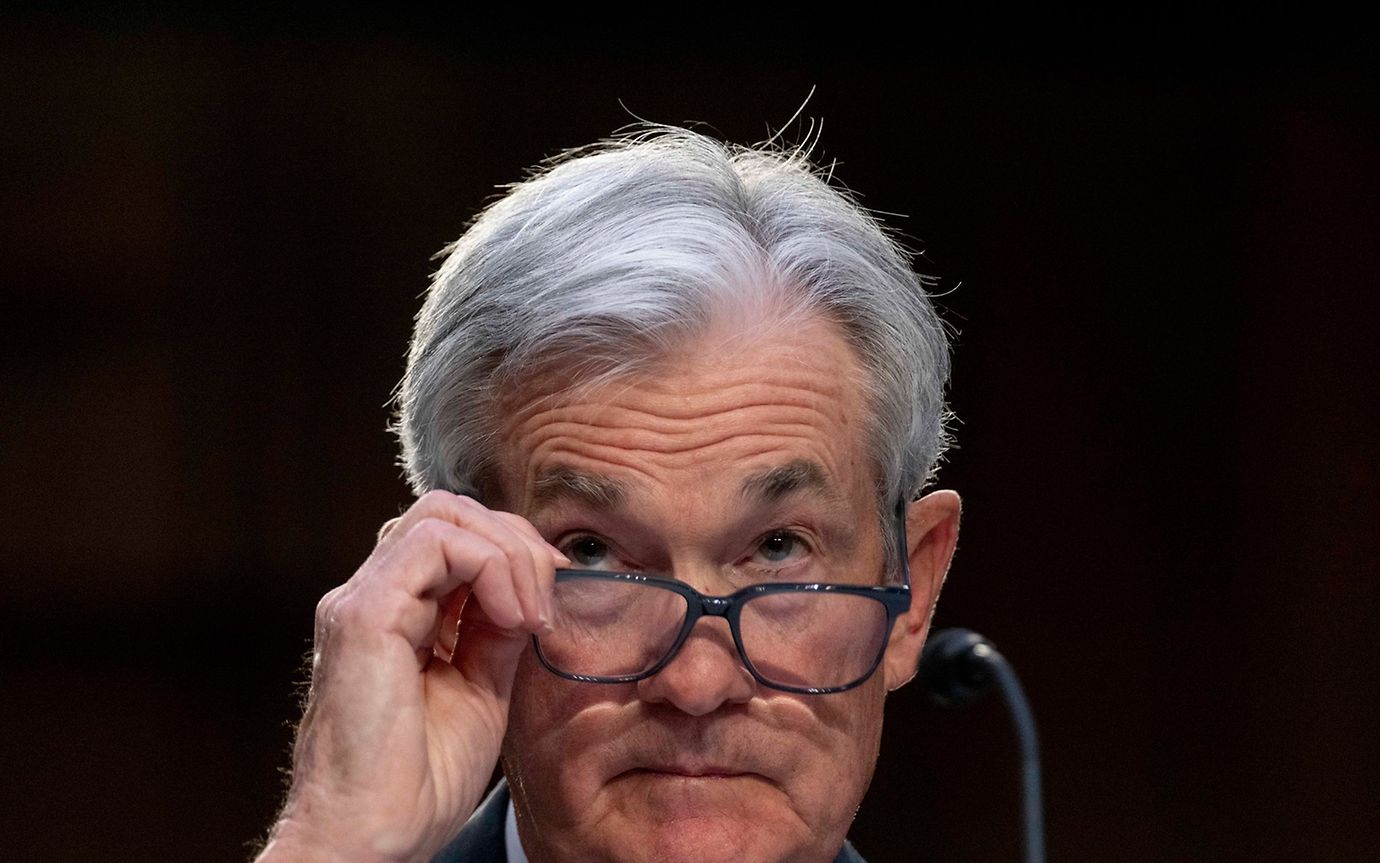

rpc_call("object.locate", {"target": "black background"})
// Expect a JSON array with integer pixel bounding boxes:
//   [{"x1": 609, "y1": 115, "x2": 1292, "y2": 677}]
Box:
[{"x1": 2, "y1": 8, "x2": 1377, "y2": 862}]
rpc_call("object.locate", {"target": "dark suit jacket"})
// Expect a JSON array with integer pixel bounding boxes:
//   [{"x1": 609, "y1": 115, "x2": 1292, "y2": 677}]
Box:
[{"x1": 430, "y1": 780, "x2": 867, "y2": 863}]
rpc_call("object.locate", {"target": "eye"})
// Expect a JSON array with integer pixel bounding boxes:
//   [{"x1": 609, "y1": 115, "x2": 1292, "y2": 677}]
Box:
[
  {"x1": 563, "y1": 534, "x2": 616, "y2": 570},
  {"x1": 755, "y1": 530, "x2": 807, "y2": 565}
]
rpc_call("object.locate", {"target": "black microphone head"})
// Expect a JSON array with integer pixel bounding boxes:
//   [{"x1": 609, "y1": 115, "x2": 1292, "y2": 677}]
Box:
[{"x1": 917, "y1": 627, "x2": 998, "y2": 708}]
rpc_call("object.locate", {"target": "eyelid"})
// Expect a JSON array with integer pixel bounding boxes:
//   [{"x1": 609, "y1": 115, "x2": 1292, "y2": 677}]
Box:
[
  {"x1": 554, "y1": 529, "x2": 597, "y2": 549},
  {"x1": 555, "y1": 523, "x2": 824, "y2": 570},
  {"x1": 746, "y1": 527, "x2": 817, "y2": 563},
  {"x1": 768, "y1": 525, "x2": 817, "y2": 546},
  {"x1": 556, "y1": 530, "x2": 639, "y2": 571},
  {"x1": 555, "y1": 530, "x2": 609, "y2": 555}
]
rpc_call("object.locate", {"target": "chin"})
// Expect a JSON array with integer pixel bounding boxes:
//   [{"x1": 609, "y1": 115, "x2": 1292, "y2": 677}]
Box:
[
  {"x1": 605, "y1": 822, "x2": 802, "y2": 863},
  {"x1": 595, "y1": 795, "x2": 814, "y2": 863}
]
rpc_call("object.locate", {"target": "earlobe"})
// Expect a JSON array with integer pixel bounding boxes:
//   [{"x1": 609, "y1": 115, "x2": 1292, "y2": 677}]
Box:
[{"x1": 882, "y1": 490, "x2": 961, "y2": 691}]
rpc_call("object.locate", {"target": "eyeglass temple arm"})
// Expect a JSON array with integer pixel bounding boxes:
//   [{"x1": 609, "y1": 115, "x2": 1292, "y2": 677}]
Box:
[{"x1": 894, "y1": 498, "x2": 913, "y2": 589}]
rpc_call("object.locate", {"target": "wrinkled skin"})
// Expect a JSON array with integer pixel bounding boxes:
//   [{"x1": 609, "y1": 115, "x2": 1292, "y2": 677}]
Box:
[
  {"x1": 495, "y1": 318, "x2": 960, "y2": 863},
  {"x1": 258, "y1": 315, "x2": 959, "y2": 863}
]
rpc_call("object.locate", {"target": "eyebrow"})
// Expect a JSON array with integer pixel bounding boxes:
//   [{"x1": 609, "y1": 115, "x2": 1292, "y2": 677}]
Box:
[
  {"x1": 738, "y1": 459, "x2": 841, "y2": 506},
  {"x1": 529, "y1": 467, "x2": 628, "y2": 511},
  {"x1": 529, "y1": 459, "x2": 843, "y2": 515}
]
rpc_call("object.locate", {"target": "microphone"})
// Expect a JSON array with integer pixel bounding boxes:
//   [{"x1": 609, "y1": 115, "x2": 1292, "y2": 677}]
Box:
[{"x1": 917, "y1": 629, "x2": 1045, "y2": 863}]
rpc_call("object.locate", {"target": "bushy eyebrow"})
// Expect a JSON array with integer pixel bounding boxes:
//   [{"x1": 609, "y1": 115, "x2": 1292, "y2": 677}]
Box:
[
  {"x1": 528, "y1": 459, "x2": 845, "y2": 520},
  {"x1": 738, "y1": 459, "x2": 843, "y2": 506},
  {"x1": 529, "y1": 466, "x2": 627, "y2": 511}
]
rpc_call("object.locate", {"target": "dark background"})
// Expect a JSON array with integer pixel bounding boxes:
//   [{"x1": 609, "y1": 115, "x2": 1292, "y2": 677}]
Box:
[{"x1": 3, "y1": 8, "x2": 1377, "y2": 862}]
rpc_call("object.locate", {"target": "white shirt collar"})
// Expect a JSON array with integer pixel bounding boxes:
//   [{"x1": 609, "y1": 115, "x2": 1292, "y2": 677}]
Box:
[{"x1": 504, "y1": 796, "x2": 530, "y2": 863}]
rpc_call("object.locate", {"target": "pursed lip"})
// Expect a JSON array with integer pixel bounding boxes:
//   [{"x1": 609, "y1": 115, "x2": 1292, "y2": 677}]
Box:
[
  {"x1": 625, "y1": 764, "x2": 752, "y2": 778},
  {"x1": 605, "y1": 733, "x2": 785, "y2": 786}
]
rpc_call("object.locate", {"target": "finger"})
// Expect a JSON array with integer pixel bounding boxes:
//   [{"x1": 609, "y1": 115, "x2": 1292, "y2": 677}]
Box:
[
  {"x1": 451, "y1": 598, "x2": 530, "y2": 698},
  {"x1": 376, "y1": 516, "x2": 404, "y2": 545},
  {"x1": 492, "y1": 511, "x2": 572, "y2": 566},
  {"x1": 379, "y1": 492, "x2": 551, "y2": 623},
  {"x1": 381, "y1": 489, "x2": 484, "y2": 551},
  {"x1": 492, "y1": 512, "x2": 568, "y2": 623},
  {"x1": 369, "y1": 518, "x2": 528, "y2": 639},
  {"x1": 446, "y1": 506, "x2": 549, "y2": 630},
  {"x1": 500, "y1": 530, "x2": 548, "y2": 632},
  {"x1": 397, "y1": 491, "x2": 565, "y2": 571},
  {"x1": 419, "y1": 497, "x2": 553, "y2": 629}
]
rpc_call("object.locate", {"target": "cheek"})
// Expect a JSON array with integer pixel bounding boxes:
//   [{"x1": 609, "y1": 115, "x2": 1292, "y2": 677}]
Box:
[
  {"x1": 501, "y1": 652, "x2": 889, "y2": 862},
  {"x1": 503, "y1": 650, "x2": 572, "y2": 776},
  {"x1": 786, "y1": 682, "x2": 887, "y2": 820},
  {"x1": 502, "y1": 650, "x2": 624, "y2": 823}
]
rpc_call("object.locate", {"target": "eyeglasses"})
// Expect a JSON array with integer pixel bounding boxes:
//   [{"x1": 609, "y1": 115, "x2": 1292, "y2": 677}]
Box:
[{"x1": 532, "y1": 501, "x2": 912, "y2": 695}]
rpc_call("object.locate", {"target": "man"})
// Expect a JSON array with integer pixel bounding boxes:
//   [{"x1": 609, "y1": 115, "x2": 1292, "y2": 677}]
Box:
[{"x1": 256, "y1": 127, "x2": 961, "y2": 863}]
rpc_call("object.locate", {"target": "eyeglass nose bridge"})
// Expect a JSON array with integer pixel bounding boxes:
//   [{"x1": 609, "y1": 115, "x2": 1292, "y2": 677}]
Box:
[
  {"x1": 695, "y1": 594, "x2": 735, "y2": 617},
  {"x1": 657, "y1": 591, "x2": 752, "y2": 686}
]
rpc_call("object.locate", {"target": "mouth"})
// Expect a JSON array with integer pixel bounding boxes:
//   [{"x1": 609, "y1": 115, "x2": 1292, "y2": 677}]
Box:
[
  {"x1": 625, "y1": 766, "x2": 751, "y2": 779},
  {"x1": 608, "y1": 735, "x2": 782, "y2": 787},
  {"x1": 611, "y1": 763, "x2": 777, "y2": 820}
]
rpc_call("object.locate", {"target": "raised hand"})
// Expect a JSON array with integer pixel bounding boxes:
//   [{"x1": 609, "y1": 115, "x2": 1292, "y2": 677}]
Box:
[{"x1": 256, "y1": 491, "x2": 567, "y2": 863}]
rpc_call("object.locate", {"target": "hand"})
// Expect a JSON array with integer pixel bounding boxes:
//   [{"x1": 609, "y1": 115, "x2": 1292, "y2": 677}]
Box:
[{"x1": 256, "y1": 490, "x2": 568, "y2": 863}]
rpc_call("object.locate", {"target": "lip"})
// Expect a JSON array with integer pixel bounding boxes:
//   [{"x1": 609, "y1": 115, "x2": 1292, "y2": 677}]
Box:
[
  {"x1": 627, "y1": 766, "x2": 751, "y2": 779},
  {"x1": 606, "y1": 734, "x2": 783, "y2": 787}
]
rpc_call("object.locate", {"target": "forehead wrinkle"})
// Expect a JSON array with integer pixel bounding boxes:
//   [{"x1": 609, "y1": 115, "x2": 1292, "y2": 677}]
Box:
[
  {"x1": 500, "y1": 350, "x2": 845, "y2": 417},
  {"x1": 512, "y1": 405, "x2": 845, "y2": 460},
  {"x1": 497, "y1": 319, "x2": 877, "y2": 524},
  {"x1": 527, "y1": 429, "x2": 841, "y2": 478},
  {"x1": 507, "y1": 386, "x2": 839, "y2": 435}
]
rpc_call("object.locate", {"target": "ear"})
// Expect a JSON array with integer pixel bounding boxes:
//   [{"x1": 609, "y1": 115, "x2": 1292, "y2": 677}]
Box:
[{"x1": 882, "y1": 489, "x2": 961, "y2": 691}]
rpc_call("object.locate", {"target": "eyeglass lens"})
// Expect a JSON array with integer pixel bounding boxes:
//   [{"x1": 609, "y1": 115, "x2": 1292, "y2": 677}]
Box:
[
  {"x1": 540, "y1": 577, "x2": 890, "y2": 690},
  {"x1": 542, "y1": 577, "x2": 688, "y2": 678}
]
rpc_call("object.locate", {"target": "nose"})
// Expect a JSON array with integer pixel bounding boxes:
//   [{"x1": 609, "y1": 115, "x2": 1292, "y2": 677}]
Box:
[{"x1": 636, "y1": 615, "x2": 755, "y2": 715}]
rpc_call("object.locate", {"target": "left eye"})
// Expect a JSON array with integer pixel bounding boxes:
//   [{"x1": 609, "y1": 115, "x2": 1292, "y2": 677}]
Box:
[{"x1": 756, "y1": 531, "x2": 804, "y2": 564}]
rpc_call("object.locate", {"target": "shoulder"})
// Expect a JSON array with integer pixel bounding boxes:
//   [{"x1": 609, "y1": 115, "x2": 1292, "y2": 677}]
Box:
[{"x1": 430, "y1": 780, "x2": 509, "y2": 863}]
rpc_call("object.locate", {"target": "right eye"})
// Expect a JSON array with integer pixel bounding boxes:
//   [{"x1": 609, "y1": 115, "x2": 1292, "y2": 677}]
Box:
[{"x1": 563, "y1": 534, "x2": 616, "y2": 570}]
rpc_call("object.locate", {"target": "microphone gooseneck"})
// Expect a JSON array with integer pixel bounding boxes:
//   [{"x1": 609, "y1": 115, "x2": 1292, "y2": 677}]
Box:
[{"x1": 917, "y1": 628, "x2": 1045, "y2": 863}]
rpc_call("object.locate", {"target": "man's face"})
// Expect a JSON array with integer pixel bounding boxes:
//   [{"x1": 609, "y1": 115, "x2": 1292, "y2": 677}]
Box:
[{"x1": 494, "y1": 315, "x2": 949, "y2": 863}]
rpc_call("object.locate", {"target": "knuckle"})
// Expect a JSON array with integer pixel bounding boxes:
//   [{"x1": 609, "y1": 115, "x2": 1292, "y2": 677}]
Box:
[
  {"x1": 327, "y1": 591, "x2": 368, "y2": 631},
  {"x1": 452, "y1": 491, "x2": 483, "y2": 508},
  {"x1": 376, "y1": 516, "x2": 403, "y2": 543},
  {"x1": 476, "y1": 513, "x2": 524, "y2": 550},
  {"x1": 512, "y1": 543, "x2": 537, "y2": 574},
  {"x1": 409, "y1": 516, "x2": 454, "y2": 544},
  {"x1": 314, "y1": 586, "x2": 344, "y2": 627},
  {"x1": 495, "y1": 511, "x2": 541, "y2": 538},
  {"x1": 409, "y1": 516, "x2": 509, "y2": 575},
  {"x1": 361, "y1": 588, "x2": 418, "y2": 633},
  {"x1": 417, "y1": 488, "x2": 456, "y2": 508},
  {"x1": 327, "y1": 586, "x2": 411, "y2": 634},
  {"x1": 468, "y1": 541, "x2": 512, "y2": 581},
  {"x1": 413, "y1": 489, "x2": 486, "y2": 526}
]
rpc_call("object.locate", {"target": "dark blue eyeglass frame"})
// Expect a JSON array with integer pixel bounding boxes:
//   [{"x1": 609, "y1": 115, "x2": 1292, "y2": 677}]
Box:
[{"x1": 532, "y1": 499, "x2": 912, "y2": 695}]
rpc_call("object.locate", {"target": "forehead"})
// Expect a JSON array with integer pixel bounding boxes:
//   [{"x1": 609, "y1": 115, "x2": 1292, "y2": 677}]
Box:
[{"x1": 494, "y1": 315, "x2": 877, "y2": 514}]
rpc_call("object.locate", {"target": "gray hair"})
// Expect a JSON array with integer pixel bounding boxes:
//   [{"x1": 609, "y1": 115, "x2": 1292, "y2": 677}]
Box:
[{"x1": 394, "y1": 127, "x2": 952, "y2": 524}]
